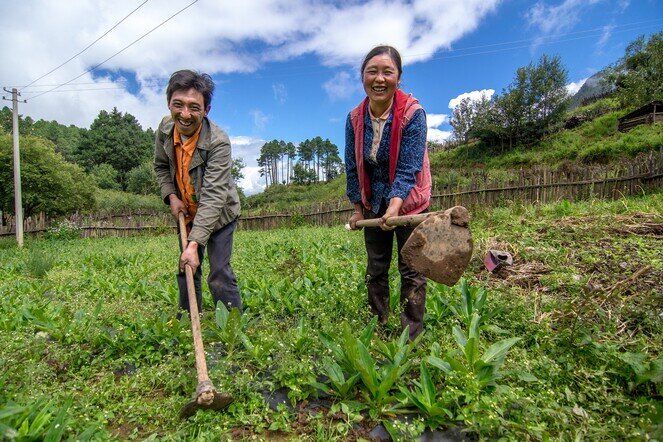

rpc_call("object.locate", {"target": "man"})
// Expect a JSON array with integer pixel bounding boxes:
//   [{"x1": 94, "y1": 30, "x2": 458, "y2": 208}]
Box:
[{"x1": 154, "y1": 69, "x2": 242, "y2": 315}]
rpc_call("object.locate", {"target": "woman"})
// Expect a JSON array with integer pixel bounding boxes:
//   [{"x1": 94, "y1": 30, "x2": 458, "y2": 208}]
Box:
[{"x1": 345, "y1": 45, "x2": 432, "y2": 340}]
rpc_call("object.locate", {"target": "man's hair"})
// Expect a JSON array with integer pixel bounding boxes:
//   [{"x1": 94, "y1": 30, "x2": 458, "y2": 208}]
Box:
[
  {"x1": 360, "y1": 45, "x2": 403, "y2": 80},
  {"x1": 166, "y1": 70, "x2": 215, "y2": 109}
]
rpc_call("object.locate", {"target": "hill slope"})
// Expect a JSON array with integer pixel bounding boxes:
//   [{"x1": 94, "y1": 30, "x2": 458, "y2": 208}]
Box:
[{"x1": 244, "y1": 99, "x2": 662, "y2": 214}]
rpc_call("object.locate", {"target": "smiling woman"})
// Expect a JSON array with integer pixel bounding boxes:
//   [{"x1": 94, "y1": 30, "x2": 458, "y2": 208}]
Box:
[{"x1": 344, "y1": 45, "x2": 432, "y2": 341}]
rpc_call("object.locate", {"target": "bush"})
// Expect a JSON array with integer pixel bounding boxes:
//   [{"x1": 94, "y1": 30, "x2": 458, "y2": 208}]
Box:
[
  {"x1": 89, "y1": 163, "x2": 121, "y2": 190},
  {"x1": 126, "y1": 161, "x2": 159, "y2": 195},
  {"x1": 0, "y1": 135, "x2": 96, "y2": 217},
  {"x1": 92, "y1": 188, "x2": 165, "y2": 214},
  {"x1": 44, "y1": 219, "x2": 80, "y2": 241}
]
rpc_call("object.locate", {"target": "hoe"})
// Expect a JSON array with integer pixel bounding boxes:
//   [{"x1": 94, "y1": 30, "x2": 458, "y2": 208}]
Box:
[
  {"x1": 178, "y1": 213, "x2": 233, "y2": 419},
  {"x1": 347, "y1": 205, "x2": 473, "y2": 285}
]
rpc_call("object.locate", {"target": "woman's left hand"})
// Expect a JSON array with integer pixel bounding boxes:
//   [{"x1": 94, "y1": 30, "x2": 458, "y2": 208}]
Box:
[{"x1": 379, "y1": 198, "x2": 403, "y2": 231}]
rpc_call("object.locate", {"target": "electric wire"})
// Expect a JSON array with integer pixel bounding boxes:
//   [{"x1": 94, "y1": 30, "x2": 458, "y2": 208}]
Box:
[
  {"x1": 21, "y1": 87, "x2": 126, "y2": 94},
  {"x1": 26, "y1": 0, "x2": 198, "y2": 102},
  {"x1": 12, "y1": 81, "x2": 118, "y2": 89},
  {"x1": 19, "y1": 0, "x2": 149, "y2": 92}
]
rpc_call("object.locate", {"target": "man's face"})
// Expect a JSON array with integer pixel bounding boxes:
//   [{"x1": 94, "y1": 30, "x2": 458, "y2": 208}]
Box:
[{"x1": 168, "y1": 88, "x2": 209, "y2": 137}]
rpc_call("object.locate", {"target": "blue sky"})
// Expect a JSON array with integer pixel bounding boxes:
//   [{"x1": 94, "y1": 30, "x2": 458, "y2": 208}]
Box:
[{"x1": 0, "y1": 0, "x2": 661, "y2": 194}]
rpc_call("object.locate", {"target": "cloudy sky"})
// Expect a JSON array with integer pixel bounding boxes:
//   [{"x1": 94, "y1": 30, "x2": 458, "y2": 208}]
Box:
[{"x1": 1, "y1": 0, "x2": 660, "y2": 194}]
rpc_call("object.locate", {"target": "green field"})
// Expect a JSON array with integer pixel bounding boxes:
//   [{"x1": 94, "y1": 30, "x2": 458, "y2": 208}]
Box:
[{"x1": 1, "y1": 194, "x2": 662, "y2": 440}]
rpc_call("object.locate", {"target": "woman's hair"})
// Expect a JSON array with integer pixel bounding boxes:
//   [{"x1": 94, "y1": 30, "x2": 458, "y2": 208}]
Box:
[
  {"x1": 166, "y1": 69, "x2": 215, "y2": 109},
  {"x1": 360, "y1": 45, "x2": 403, "y2": 80}
]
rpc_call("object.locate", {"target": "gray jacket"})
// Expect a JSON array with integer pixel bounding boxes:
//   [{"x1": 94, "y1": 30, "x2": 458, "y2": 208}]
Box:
[{"x1": 153, "y1": 115, "x2": 240, "y2": 246}]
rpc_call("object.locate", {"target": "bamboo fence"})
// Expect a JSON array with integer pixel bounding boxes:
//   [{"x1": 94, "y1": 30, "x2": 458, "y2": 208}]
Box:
[
  {"x1": 1, "y1": 151, "x2": 661, "y2": 237},
  {"x1": 240, "y1": 150, "x2": 663, "y2": 230}
]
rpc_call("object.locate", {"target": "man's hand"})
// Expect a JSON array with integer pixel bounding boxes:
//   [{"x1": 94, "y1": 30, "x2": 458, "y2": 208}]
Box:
[
  {"x1": 168, "y1": 194, "x2": 187, "y2": 219},
  {"x1": 180, "y1": 241, "x2": 200, "y2": 273}
]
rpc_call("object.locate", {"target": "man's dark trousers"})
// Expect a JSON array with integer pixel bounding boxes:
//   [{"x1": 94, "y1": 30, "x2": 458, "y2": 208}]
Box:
[{"x1": 177, "y1": 219, "x2": 242, "y2": 313}]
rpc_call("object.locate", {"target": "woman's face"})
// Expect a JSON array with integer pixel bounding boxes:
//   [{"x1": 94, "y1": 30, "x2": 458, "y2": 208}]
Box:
[{"x1": 362, "y1": 53, "x2": 400, "y2": 110}]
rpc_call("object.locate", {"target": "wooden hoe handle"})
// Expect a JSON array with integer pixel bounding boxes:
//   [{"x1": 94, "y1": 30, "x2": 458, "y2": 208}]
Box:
[
  {"x1": 354, "y1": 212, "x2": 432, "y2": 228},
  {"x1": 178, "y1": 213, "x2": 210, "y2": 384}
]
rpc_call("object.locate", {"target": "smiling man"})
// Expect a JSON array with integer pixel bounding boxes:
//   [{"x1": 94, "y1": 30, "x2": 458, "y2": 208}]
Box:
[{"x1": 154, "y1": 69, "x2": 243, "y2": 316}]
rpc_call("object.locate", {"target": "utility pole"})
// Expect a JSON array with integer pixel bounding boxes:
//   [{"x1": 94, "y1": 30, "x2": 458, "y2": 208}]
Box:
[{"x1": 2, "y1": 88, "x2": 26, "y2": 247}]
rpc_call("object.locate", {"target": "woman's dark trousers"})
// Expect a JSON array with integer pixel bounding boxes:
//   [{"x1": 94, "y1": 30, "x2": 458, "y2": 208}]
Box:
[{"x1": 362, "y1": 208, "x2": 427, "y2": 340}]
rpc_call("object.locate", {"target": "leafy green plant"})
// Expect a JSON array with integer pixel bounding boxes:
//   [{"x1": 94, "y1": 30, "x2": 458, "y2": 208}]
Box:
[
  {"x1": 0, "y1": 398, "x2": 98, "y2": 441},
  {"x1": 44, "y1": 219, "x2": 80, "y2": 241},
  {"x1": 213, "y1": 302, "x2": 246, "y2": 354},
  {"x1": 428, "y1": 313, "x2": 521, "y2": 390},
  {"x1": 446, "y1": 279, "x2": 489, "y2": 329},
  {"x1": 312, "y1": 358, "x2": 360, "y2": 399},
  {"x1": 25, "y1": 248, "x2": 55, "y2": 278},
  {"x1": 615, "y1": 352, "x2": 663, "y2": 393},
  {"x1": 400, "y1": 362, "x2": 454, "y2": 428},
  {"x1": 318, "y1": 319, "x2": 413, "y2": 417}
]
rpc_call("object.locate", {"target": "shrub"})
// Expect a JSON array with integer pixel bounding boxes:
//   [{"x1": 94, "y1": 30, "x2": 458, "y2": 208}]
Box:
[
  {"x1": 89, "y1": 163, "x2": 121, "y2": 190},
  {"x1": 0, "y1": 135, "x2": 96, "y2": 217}
]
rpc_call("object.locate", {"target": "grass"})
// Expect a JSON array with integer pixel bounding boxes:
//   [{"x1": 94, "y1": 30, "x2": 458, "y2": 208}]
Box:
[
  {"x1": 1, "y1": 192, "x2": 661, "y2": 440},
  {"x1": 243, "y1": 177, "x2": 346, "y2": 215},
  {"x1": 433, "y1": 107, "x2": 663, "y2": 171}
]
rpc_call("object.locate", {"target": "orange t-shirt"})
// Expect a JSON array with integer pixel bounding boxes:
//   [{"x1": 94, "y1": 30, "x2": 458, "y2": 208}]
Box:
[{"x1": 173, "y1": 125, "x2": 202, "y2": 227}]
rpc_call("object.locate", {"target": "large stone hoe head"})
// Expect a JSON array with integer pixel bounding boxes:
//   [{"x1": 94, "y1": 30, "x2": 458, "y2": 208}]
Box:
[{"x1": 401, "y1": 206, "x2": 473, "y2": 286}]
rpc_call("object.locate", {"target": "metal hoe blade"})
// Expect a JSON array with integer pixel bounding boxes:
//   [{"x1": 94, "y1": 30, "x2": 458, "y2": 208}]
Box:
[
  {"x1": 401, "y1": 206, "x2": 473, "y2": 285},
  {"x1": 179, "y1": 380, "x2": 233, "y2": 419}
]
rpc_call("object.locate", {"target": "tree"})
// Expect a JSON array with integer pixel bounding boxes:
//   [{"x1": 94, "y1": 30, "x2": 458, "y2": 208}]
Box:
[
  {"x1": 291, "y1": 162, "x2": 317, "y2": 184},
  {"x1": 0, "y1": 134, "x2": 95, "y2": 217},
  {"x1": 609, "y1": 32, "x2": 663, "y2": 106},
  {"x1": 319, "y1": 138, "x2": 343, "y2": 181},
  {"x1": 231, "y1": 157, "x2": 246, "y2": 184},
  {"x1": 126, "y1": 161, "x2": 159, "y2": 195},
  {"x1": 76, "y1": 107, "x2": 152, "y2": 187},
  {"x1": 284, "y1": 142, "x2": 296, "y2": 184},
  {"x1": 90, "y1": 163, "x2": 121, "y2": 190},
  {"x1": 472, "y1": 54, "x2": 568, "y2": 149},
  {"x1": 450, "y1": 93, "x2": 491, "y2": 144}
]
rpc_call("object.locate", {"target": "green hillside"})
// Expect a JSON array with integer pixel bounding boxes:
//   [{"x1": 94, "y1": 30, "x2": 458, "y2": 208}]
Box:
[{"x1": 244, "y1": 97, "x2": 663, "y2": 215}]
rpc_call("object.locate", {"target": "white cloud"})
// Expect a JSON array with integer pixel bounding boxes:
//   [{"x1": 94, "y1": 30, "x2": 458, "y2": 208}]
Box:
[
  {"x1": 596, "y1": 24, "x2": 614, "y2": 52},
  {"x1": 525, "y1": 0, "x2": 603, "y2": 35},
  {"x1": 230, "y1": 136, "x2": 266, "y2": 195},
  {"x1": 323, "y1": 71, "x2": 360, "y2": 101},
  {"x1": 426, "y1": 113, "x2": 452, "y2": 143},
  {"x1": 428, "y1": 128, "x2": 453, "y2": 143},
  {"x1": 0, "y1": 0, "x2": 502, "y2": 131},
  {"x1": 427, "y1": 113, "x2": 449, "y2": 128},
  {"x1": 250, "y1": 110, "x2": 270, "y2": 131},
  {"x1": 566, "y1": 77, "x2": 588, "y2": 95},
  {"x1": 272, "y1": 83, "x2": 287, "y2": 104},
  {"x1": 448, "y1": 89, "x2": 495, "y2": 109},
  {"x1": 240, "y1": 166, "x2": 267, "y2": 196},
  {"x1": 230, "y1": 136, "x2": 265, "y2": 168}
]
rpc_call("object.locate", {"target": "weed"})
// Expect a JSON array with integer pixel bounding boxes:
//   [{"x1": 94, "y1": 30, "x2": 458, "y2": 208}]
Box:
[{"x1": 25, "y1": 248, "x2": 54, "y2": 278}]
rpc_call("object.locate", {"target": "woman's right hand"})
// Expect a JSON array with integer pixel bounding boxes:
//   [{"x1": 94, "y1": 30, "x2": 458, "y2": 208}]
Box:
[{"x1": 349, "y1": 210, "x2": 364, "y2": 230}]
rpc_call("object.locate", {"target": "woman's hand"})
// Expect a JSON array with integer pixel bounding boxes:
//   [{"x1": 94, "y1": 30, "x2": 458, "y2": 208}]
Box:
[
  {"x1": 349, "y1": 210, "x2": 365, "y2": 230},
  {"x1": 379, "y1": 198, "x2": 403, "y2": 231}
]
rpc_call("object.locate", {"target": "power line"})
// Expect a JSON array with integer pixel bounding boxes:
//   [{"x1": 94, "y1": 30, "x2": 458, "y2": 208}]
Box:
[
  {"x1": 19, "y1": 0, "x2": 149, "y2": 92},
  {"x1": 405, "y1": 18, "x2": 663, "y2": 59},
  {"x1": 12, "y1": 81, "x2": 118, "y2": 88},
  {"x1": 21, "y1": 87, "x2": 126, "y2": 94},
  {"x1": 259, "y1": 19, "x2": 662, "y2": 79},
  {"x1": 27, "y1": 0, "x2": 198, "y2": 102}
]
